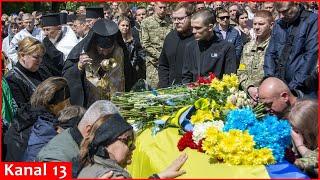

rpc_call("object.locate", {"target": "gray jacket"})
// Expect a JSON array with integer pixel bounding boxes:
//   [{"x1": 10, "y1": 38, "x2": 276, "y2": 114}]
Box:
[
  {"x1": 78, "y1": 155, "x2": 131, "y2": 178},
  {"x1": 36, "y1": 128, "x2": 80, "y2": 177}
]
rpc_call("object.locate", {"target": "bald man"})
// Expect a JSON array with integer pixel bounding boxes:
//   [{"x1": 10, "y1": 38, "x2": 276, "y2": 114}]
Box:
[{"x1": 258, "y1": 77, "x2": 298, "y2": 118}]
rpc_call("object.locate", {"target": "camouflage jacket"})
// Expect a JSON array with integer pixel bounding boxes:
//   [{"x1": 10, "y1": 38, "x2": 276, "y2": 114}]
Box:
[
  {"x1": 237, "y1": 37, "x2": 270, "y2": 89},
  {"x1": 295, "y1": 148, "x2": 318, "y2": 177},
  {"x1": 140, "y1": 14, "x2": 172, "y2": 64}
]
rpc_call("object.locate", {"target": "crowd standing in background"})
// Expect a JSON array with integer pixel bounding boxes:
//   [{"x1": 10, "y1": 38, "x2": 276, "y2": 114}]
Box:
[{"x1": 1, "y1": 1, "x2": 319, "y2": 178}]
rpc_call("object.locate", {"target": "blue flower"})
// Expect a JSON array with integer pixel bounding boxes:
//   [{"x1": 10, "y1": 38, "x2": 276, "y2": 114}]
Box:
[
  {"x1": 223, "y1": 108, "x2": 257, "y2": 131},
  {"x1": 248, "y1": 115, "x2": 292, "y2": 162},
  {"x1": 222, "y1": 108, "x2": 292, "y2": 163}
]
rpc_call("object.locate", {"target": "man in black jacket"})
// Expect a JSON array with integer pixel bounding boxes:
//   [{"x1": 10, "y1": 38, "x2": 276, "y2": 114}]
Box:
[
  {"x1": 182, "y1": 9, "x2": 237, "y2": 83},
  {"x1": 158, "y1": 2, "x2": 195, "y2": 88}
]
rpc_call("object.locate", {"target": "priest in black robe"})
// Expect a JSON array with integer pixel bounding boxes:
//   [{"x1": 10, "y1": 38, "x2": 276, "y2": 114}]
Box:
[{"x1": 63, "y1": 19, "x2": 134, "y2": 108}]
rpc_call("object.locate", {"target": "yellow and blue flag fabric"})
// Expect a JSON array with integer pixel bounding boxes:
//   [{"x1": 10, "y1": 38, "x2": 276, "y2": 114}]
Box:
[{"x1": 127, "y1": 128, "x2": 308, "y2": 179}]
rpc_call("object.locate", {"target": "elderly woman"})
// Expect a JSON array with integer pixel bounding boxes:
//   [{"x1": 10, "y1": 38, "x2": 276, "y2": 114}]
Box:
[
  {"x1": 78, "y1": 113, "x2": 187, "y2": 178},
  {"x1": 64, "y1": 19, "x2": 135, "y2": 108},
  {"x1": 5, "y1": 77, "x2": 71, "y2": 161},
  {"x1": 5, "y1": 36, "x2": 58, "y2": 107},
  {"x1": 288, "y1": 99, "x2": 318, "y2": 178}
]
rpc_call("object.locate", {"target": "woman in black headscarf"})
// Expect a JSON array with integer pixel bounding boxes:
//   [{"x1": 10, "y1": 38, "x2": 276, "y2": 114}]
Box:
[
  {"x1": 63, "y1": 19, "x2": 135, "y2": 108},
  {"x1": 78, "y1": 113, "x2": 188, "y2": 178}
]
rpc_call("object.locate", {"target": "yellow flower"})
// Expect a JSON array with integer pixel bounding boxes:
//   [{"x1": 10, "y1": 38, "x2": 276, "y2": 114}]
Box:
[
  {"x1": 238, "y1": 63, "x2": 246, "y2": 71},
  {"x1": 223, "y1": 101, "x2": 236, "y2": 111},
  {"x1": 212, "y1": 110, "x2": 220, "y2": 119},
  {"x1": 190, "y1": 110, "x2": 213, "y2": 124},
  {"x1": 222, "y1": 74, "x2": 239, "y2": 89},
  {"x1": 210, "y1": 79, "x2": 225, "y2": 92},
  {"x1": 202, "y1": 128, "x2": 275, "y2": 165},
  {"x1": 228, "y1": 155, "x2": 242, "y2": 165}
]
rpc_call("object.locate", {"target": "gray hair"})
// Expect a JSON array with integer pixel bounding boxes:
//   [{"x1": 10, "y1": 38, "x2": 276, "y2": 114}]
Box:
[{"x1": 78, "y1": 100, "x2": 119, "y2": 129}]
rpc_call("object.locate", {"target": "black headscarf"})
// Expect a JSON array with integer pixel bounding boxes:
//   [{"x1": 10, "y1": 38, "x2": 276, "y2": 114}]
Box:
[{"x1": 88, "y1": 113, "x2": 133, "y2": 159}]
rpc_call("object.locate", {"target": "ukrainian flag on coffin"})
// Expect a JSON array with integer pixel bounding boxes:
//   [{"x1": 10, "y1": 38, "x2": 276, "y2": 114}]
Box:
[
  {"x1": 127, "y1": 107, "x2": 308, "y2": 178},
  {"x1": 127, "y1": 128, "x2": 308, "y2": 178}
]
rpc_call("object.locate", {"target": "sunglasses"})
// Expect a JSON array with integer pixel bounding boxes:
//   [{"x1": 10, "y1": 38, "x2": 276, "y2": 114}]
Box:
[
  {"x1": 117, "y1": 137, "x2": 135, "y2": 149},
  {"x1": 219, "y1": 16, "x2": 230, "y2": 20}
]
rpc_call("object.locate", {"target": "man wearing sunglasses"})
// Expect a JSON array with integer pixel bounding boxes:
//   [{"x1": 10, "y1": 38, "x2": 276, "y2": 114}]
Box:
[
  {"x1": 158, "y1": 2, "x2": 195, "y2": 88},
  {"x1": 214, "y1": 8, "x2": 243, "y2": 66}
]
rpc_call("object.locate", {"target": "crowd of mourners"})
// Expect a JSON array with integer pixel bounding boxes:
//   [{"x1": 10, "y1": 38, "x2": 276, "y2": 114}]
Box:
[{"x1": 1, "y1": 1, "x2": 318, "y2": 178}]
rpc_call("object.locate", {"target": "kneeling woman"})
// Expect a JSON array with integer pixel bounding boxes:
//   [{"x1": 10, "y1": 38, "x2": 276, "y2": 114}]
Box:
[{"x1": 78, "y1": 114, "x2": 187, "y2": 178}]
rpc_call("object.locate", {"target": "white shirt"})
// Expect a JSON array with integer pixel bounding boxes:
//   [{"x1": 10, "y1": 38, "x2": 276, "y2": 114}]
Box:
[
  {"x1": 55, "y1": 25, "x2": 78, "y2": 61},
  {"x1": 2, "y1": 36, "x2": 13, "y2": 70}
]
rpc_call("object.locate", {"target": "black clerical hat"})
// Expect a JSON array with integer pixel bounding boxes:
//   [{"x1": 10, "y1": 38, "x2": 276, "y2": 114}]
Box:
[
  {"x1": 60, "y1": 13, "x2": 68, "y2": 24},
  {"x1": 41, "y1": 13, "x2": 61, "y2": 27},
  {"x1": 92, "y1": 19, "x2": 118, "y2": 36},
  {"x1": 92, "y1": 19, "x2": 119, "y2": 48},
  {"x1": 86, "y1": 7, "x2": 104, "y2": 19},
  {"x1": 67, "y1": 14, "x2": 76, "y2": 22}
]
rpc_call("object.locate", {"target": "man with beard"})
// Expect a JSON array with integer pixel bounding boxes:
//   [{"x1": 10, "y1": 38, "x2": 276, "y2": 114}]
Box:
[
  {"x1": 8, "y1": 13, "x2": 45, "y2": 64},
  {"x1": 140, "y1": 2, "x2": 172, "y2": 88},
  {"x1": 158, "y1": 2, "x2": 195, "y2": 88},
  {"x1": 182, "y1": 9, "x2": 237, "y2": 83},
  {"x1": 72, "y1": 15, "x2": 90, "y2": 42},
  {"x1": 41, "y1": 13, "x2": 78, "y2": 61},
  {"x1": 63, "y1": 19, "x2": 134, "y2": 108}
]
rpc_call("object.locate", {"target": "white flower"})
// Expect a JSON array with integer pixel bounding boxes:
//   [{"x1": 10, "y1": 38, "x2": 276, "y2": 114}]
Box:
[{"x1": 192, "y1": 121, "x2": 224, "y2": 145}]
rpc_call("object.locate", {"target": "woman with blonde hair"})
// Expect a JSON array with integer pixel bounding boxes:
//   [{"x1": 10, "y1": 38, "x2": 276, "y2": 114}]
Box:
[
  {"x1": 5, "y1": 36, "x2": 57, "y2": 107},
  {"x1": 288, "y1": 99, "x2": 318, "y2": 178},
  {"x1": 5, "y1": 77, "x2": 71, "y2": 161},
  {"x1": 78, "y1": 113, "x2": 187, "y2": 178}
]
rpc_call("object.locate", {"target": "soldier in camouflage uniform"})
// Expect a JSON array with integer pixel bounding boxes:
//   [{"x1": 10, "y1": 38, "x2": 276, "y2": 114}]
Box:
[
  {"x1": 140, "y1": 2, "x2": 172, "y2": 88},
  {"x1": 237, "y1": 10, "x2": 273, "y2": 100}
]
